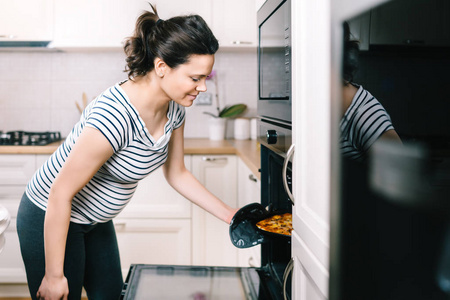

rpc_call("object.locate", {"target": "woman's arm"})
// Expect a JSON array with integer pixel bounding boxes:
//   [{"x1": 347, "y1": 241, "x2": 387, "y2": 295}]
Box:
[
  {"x1": 162, "y1": 122, "x2": 238, "y2": 224},
  {"x1": 37, "y1": 127, "x2": 114, "y2": 299}
]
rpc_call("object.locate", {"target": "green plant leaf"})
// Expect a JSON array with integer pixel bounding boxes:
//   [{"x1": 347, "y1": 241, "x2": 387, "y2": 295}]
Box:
[{"x1": 219, "y1": 104, "x2": 247, "y2": 118}]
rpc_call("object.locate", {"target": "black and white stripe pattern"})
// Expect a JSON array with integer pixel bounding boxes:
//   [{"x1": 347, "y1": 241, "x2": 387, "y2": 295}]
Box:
[
  {"x1": 26, "y1": 82, "x2": 185, "y2": 224},
  {"x1": 340, "y1": 85, "x2": 394, "y2": 161}
]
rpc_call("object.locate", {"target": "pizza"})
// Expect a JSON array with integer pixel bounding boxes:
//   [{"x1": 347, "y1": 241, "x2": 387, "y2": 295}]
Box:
[{"x1": 256, "y1": 213, "x2": 292, "y2": 236}]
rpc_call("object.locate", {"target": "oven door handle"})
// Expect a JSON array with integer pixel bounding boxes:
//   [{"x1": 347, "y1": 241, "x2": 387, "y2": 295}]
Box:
[{"x1": 283, "y1": 144, "x2": 295, "y2": 205}]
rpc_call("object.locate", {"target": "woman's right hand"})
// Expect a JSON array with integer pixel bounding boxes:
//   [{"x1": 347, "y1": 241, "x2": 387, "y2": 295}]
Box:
[{"x1": 36, "y1": 274, "x2": 69, "y2": 300}]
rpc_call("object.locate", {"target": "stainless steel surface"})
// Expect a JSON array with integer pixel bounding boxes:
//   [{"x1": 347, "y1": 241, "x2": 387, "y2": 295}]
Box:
[
  {"x1": 282, "y1": 144, "x2": 295, "y2": 205},
  {"x1": 257, "y1": 0, "x2": 292, "y2": 124},
  {"x1": 257, "y1": 119, "x2": 291, "y2": 157}
]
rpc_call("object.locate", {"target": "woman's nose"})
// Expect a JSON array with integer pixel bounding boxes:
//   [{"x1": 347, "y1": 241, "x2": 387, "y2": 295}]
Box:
[{"x1": 196, "y1": 80, "x2": 207, "y2": 92}]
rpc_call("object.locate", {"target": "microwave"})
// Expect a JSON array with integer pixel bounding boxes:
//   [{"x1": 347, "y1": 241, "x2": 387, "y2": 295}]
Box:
[{"x1": 257, "y1": 0, "x2": 292, "y2": 125}]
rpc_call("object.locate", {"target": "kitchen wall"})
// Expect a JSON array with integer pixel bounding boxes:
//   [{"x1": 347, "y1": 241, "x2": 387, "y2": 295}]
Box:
[{"x1": 0, "y1": 49, "x2": 257, "y2": 138}]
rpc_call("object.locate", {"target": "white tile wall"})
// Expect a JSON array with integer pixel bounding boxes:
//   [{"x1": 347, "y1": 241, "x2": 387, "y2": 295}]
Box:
[{"x1": 0, "y1": 49, "x2": 257, "y2": 138}]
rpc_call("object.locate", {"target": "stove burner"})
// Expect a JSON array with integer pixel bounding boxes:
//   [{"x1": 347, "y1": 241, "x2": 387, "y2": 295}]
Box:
[{"x1": 0, "y1": 131, "x2": 62, "y2": 146}]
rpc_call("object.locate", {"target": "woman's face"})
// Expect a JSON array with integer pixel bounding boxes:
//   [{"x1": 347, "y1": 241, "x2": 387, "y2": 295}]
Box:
[{"x1": 160, "y1": 54, "x2": 214, "y2": 107}]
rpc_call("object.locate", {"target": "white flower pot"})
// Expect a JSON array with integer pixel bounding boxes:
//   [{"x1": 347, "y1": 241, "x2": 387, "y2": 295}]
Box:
[{"x1": 208, "y1": 117, "x2": 227, "y2": 141}]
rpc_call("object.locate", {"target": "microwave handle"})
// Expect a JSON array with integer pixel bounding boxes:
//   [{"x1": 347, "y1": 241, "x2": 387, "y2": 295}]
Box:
[{"x1": 283, "y1": 144, "x2": 295, "y2": 205}]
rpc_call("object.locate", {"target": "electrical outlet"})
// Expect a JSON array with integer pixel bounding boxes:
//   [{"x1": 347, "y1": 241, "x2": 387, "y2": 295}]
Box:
[{"x1": 195, "y1": 93, "x2": 213, "y2": 105}]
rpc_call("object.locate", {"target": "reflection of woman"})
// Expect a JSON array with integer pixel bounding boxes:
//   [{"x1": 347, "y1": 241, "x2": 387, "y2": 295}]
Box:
[
  {"x1": 340, "y1": 22, "x2": 401, "y2": 161},
  {"x1": 16, "y1": 5, "x2": 237, "y2": 300}
]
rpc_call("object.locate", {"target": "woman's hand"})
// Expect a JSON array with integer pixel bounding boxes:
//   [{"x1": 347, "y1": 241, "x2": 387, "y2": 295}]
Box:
[{"x1": 36, "y1": 274, "x2": 69, "y2": 300}]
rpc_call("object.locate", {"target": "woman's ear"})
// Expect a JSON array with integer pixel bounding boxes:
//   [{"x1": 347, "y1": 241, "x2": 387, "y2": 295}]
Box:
[{"x1": 154, "y1": 58, "x2": 167, "y2": 77}]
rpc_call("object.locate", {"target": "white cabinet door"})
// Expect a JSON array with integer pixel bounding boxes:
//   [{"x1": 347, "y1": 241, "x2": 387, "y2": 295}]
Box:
[
  {"x1": 292, "y1": 249, "x2": 327, "y2": 300},
  {"x1": 53, "y1": 0, "x2": 212, "y2": 48},
  {"x1": 0, "y1": 185, "x2": 27, "y2": 283},
  {"x1": 0, "y1": 0, "x2": 53, "y2": 41},
  {"x1": 291, "y1": 0, "x2": 330, "y2": 297},
  {"x1": 191, "y1": 155, "x2": 238, "y2": 266},
  {"x1": 152, "y1": 0, "x2": 212, "y2": 25},
  {"x1": 212, "y1": 0, "x2": 257, "y2": 47},
  {"x1": 119, "y1": 156, "x2": 191, "y2": 219},
  {"x1": 114, "y1": 218, "x2": 191, "y2": 277},
  {"x1": 0, "y1": 155, "x2": 36, "y2": 185},
  {"x1": 0, "y1": 218, "x2": 26, "y2": 283},
  {"x1": 53, "y1": 0, "x2": 150, "y2": 48},
  {"x1": 236, "y1": 159, "x2": 261, "y2": 268},
  {"x1": 0, "y1": 154, "x2": 39, "y2": 284}
]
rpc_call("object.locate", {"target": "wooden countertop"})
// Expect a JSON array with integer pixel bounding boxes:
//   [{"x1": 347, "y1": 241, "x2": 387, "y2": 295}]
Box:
[{"x1": 0, "y1": 138, "x2": 261, "y2": 179}]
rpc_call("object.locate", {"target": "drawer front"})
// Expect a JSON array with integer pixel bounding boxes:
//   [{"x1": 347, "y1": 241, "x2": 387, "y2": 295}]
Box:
[{"x1": 0, "y1": 155, "x2": 36, "y2": 185}]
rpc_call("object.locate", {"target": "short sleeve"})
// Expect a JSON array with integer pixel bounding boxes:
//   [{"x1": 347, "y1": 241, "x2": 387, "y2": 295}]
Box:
[
  {"x1": 354, "y1": 102, "x2": 394, "y2": 152},
  {"x1": 172, "y1": 102, "x2": 186, "y2": 129},
  {"x1": 85, "y1": 97, "x2": 130, "y2": 152}
]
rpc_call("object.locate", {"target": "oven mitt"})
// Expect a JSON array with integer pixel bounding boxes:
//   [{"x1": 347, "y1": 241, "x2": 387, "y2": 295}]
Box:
[{"x1": 229, "y1": 203, "x2": 269, "y2": 248}]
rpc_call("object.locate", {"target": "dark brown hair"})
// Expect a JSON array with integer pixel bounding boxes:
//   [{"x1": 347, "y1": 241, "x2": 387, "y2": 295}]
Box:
[
  {"x1": 343, "y1": 22, "x2": 360, "y2": 84},
  {"x1": 124, "y1": 3, "x2": 219, "y2": 79}
]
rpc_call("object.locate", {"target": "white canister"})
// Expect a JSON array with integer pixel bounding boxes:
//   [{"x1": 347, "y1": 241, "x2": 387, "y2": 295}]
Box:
[
  {"x1": 250, "y1": 118, "x2": 257, "y2": 140},
  {"x1": 234, "y1": 118, "x2": 250, "y2": 140},
  {"x1": 208, "y1": 117, "x2": 227, "y2": 141}
]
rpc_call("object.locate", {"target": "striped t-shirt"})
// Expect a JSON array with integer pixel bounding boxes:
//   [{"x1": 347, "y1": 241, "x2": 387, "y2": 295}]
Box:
[
  {"x1": 340, "y1": 85, "x2": 394, "y2": 161},
  {"x1": 26, "y1": 81, "x2": 186, "y2": 224}
]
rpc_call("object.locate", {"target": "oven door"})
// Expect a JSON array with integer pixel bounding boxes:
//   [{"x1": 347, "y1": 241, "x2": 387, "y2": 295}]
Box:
[{"x1": 120, "y1": 264, "x2": 287, "y2": 300}]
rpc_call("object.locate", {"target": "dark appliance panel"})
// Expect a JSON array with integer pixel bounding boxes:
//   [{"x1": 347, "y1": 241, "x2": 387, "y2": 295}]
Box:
[{"x1": 257, "y1": 118, "x2": 293, "y2": 299}]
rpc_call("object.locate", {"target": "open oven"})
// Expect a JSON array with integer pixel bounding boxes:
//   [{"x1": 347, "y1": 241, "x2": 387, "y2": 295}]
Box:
[{"x1": 120, "y1": 124, "x2": 293, "y2": 300}]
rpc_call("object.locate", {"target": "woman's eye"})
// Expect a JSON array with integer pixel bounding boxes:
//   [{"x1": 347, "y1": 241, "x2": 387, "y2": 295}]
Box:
[{"x1": 192, "y1": 78, "x2": 200, "y2": 82}]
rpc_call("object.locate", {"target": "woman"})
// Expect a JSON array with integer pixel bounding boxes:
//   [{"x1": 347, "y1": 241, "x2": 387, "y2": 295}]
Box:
[
  {"x1": 340, "y1": 22, "x2": 402, "y2": 161},
  {"x1": 17, "y1": 5, "x2": 237, "y2": 300}
]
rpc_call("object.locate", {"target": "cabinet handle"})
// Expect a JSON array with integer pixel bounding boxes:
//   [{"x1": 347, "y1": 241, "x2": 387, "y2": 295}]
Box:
[
  {"x1": 283, "y1": 257, "x2": 294, "y2": 300},
  {"x1": 248, "y1": 174, "x2": 257, "y2": 182},
  {"x1": 283, "y1": 144, "x2": 295, "y2": 205},
  {"x1": 232, "y1": 41, "x2": 252, "y2": 45},
  {"x1": 202, "y1": 157, "x2": 228, "y2": 162},
  {"x1": 114, "y1": 222, "x2": 126, "y2": 230},
  {"x1": 403, "y1": 39, "x2": 425, "y2": 45},
  {"x1": 248, "y1": 256, "x2": 257, "y2": 267}
]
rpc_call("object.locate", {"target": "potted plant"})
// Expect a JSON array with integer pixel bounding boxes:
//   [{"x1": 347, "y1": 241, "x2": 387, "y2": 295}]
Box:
[{"x1": 203, "y1": 70, "x2": 247, "y2": 140}]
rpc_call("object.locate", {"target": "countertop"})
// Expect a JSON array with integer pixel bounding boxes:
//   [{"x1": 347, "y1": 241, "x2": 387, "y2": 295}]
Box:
[{"x1": 0, "y1": 138, "x2": 261, "y2": 179}]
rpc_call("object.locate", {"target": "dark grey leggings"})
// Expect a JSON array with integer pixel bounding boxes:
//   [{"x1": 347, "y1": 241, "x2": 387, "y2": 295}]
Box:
[{"x1": 16, "y1": 193, "x2": 123, "y2": 300}]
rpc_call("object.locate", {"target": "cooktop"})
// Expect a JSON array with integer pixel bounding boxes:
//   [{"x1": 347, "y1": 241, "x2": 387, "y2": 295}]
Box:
[{"x1": 0, "y1": 131, "x2": 62, "y2": 146}]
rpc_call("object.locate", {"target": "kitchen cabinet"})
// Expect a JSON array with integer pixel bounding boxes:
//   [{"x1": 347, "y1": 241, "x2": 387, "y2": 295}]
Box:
[
  {"x1": 53, "y1": 0, "x2": 150, "y2": 48},
  {"x1": 191, "y1": 155, "x2": 238, "y2": 267},
  {"x1": 52, "y1": 0, "x2": 211, "y2": 48},
  {"x1": 236, "y1": 158, "x2": 261, "y2": 268},
  {"x1": 52, "y1": 0, "x2": 256, "y2": 49},
  {"x1": 369, "y1": 0, "x2": 450, "y2": 47},
  {"x1": 212, "y1": 0, "x2": 257, "y2": 48},
  {"x1": 346, "y1": 0, "x2": 450, "y2": 49},
  {"x1": 114, "y1": 218, "x2": 191, "y2": 276},
  {"x1": 0, "y1": 0, "x2": 53, "y2": 42},
  {"x1": 0, "y1": 154, "x2": 49, "y2": 284},
  {"x1": 115, "y1": 156, "x2": 192, "y2": 276},
  {"x1": 118, "y1": 156, "x2": 192, "y2": 219},
  {"x1": 346, "y1": 12, "x2": 371, "y2": 51},
  {"x1": 291, "y1": 0, "x2": 330, "y2": 298}
]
